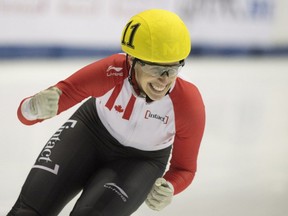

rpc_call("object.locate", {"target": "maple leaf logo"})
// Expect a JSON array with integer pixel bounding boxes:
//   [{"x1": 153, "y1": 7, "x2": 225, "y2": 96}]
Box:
[{"x1": 114, "y1": 105, "x2": 124, "y2": 113}]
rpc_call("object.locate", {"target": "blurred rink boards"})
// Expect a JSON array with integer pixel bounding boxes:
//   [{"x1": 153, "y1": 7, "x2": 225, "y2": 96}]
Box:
[
  {"x1": 0, "y1": 56, "x2": 287, "y2": 216},
  {"x1": 0, "y1": 0, "x2": 288, "y2": 215},
  {"x1": 0, "y1": 0, "x2": 288, "y2": 57}
]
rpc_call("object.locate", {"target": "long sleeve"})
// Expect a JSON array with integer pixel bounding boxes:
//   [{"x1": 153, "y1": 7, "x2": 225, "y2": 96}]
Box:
[
  {"x1": 17, "y1": 54, "x2": 128, "y2": 125},
  {"x1": 164, "y1": 78, "x2": 206, "y2": 195}
]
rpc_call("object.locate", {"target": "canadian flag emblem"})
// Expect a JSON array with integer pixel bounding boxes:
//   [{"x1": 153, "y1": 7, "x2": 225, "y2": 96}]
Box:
[{"x1": 114, "y1": 105, "x2": 124, "y2": 113}]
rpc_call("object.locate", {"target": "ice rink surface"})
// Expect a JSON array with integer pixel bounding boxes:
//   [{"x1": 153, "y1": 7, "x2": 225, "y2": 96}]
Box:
[{"x1": 0, "y1": 56, "x2": 287, "y2": 215}]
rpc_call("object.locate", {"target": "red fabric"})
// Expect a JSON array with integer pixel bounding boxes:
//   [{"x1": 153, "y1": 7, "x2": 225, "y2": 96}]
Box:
[
  {"x1": 122, "y1": 95, "x2": 136, "y2": 120},
  {"x1": 105, "y1": 82, "x2": 124, "y2": 110},
  {"x1": 164, "y1": 78, "x2": 205, "y2": 194}
]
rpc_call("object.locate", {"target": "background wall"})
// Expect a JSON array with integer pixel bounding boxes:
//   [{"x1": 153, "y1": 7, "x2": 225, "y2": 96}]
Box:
[{"x1": 0, "y1": 0, "x2": 287, "y2": 57}]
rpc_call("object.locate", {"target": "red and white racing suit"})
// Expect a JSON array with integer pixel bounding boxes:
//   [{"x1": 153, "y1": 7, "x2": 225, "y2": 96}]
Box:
[{"x1": 12, "y1": 53, "x2": 205, "y2": 215}]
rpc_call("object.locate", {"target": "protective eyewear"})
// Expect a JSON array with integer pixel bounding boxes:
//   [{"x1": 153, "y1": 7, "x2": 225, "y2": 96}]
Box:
[{"x1": 136, "y1": 59, "x2": 185, "y2": 77}]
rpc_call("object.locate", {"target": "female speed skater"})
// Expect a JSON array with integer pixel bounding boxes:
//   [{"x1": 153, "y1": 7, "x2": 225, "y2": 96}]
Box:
[{"x1": 8, "y1": 9, "x2": 205, "y2": 216}]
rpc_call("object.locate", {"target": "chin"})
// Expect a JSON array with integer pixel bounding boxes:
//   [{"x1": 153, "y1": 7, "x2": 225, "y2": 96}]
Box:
[{"x1": 147, "y1": 92, "x2": 166, "y2": 101}]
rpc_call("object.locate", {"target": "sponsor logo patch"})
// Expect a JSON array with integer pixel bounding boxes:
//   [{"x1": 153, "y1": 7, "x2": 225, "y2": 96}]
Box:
[
  {"x1": 104, "y1": 183, "x2": 129, "y2": 202},
  {"x1": 145, "y1": 110, "x2": 169, "y2": 124},
  {"x1": 106, "y1": 66, "x2": 123, "y2": 76},
  {"x1": 32, "y1": 119, "x2": 77, "y2": 175}
]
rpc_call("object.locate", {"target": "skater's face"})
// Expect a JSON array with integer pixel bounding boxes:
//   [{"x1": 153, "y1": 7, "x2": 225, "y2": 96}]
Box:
[{"x1": 129, "y1": 57, "x2": 184, "y2": 101}]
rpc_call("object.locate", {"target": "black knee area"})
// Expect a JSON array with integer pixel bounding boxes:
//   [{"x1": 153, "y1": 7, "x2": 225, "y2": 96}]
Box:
[
  {"x1": 7, "y1": 195, "x2": 40, "y2": 216},
  {"x1": 70, "y1": 207, "x2": 102, "y2": 216}
]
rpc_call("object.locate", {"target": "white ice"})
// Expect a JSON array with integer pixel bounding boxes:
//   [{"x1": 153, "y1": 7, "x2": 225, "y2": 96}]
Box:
[{"x1": 0, "y1": 57, "x2": 288, "y2": 216}]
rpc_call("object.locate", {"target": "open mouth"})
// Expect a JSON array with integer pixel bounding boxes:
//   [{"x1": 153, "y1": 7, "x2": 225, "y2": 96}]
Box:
[{"x1": 150, "y1": 83, "x2": 166, "y2": 92}]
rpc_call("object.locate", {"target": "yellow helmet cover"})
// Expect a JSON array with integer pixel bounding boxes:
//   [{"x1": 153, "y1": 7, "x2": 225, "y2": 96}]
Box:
[{"x1": 121, "y1": 9, "x2": 191, "y2": 63}]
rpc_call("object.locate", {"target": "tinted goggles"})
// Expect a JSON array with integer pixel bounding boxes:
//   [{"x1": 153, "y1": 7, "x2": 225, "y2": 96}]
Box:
[{"x1": 136, "y1": 59, "x2": 185, "y2": 77}]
